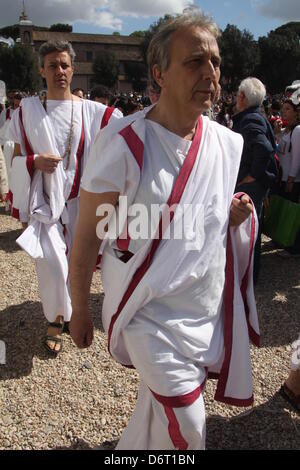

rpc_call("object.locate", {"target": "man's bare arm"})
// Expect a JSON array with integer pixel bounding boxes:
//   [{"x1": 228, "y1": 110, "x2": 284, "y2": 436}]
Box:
[
  {"x1": 13, "y1": 143, "x2": 21, "y2": 158},
  {"x1": 13, "y1": 143, "x2": 62, "y2": 174},
  {"x1": 69, "y1": 188, "x2": 119, "y2": 348}
]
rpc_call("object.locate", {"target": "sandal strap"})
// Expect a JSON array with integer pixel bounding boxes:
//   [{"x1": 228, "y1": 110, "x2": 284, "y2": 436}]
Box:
[
  {"x1": 45, "y1": 335, "x2": 62, "y2": 344},
  {"x1": 282, "y1": 383, "x2": 300, "y2": 404},
  {"x1": 280, "y1": 384, "x2": 300, "y2": 413},
  {"x1": 48, "y1": 321, "x2": 64, "y2": 329}
]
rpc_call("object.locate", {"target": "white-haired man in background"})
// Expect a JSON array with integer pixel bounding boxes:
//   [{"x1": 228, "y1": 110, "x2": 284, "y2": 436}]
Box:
[{"x1": 233, "y1": 77, "x2": 278, "y2": 284}]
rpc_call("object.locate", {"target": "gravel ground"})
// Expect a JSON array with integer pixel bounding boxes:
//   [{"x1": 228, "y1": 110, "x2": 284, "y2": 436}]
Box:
[{"x1": 0, "y1": 204, "x2": 299, "y2": 450}]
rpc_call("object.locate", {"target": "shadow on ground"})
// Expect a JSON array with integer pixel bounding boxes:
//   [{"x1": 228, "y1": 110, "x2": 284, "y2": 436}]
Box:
[
  {"x1": 254, "y1": 239, "x2": 300, "y2": 348},
  {"x1": 52, "y1": 401, "x2": 299, "y2": 450},
  {"x1": 0, "y1": 294, "x2": 105, "y2": 380},
  {"x1": 0, "y1": 228, "x2": 23, "y2": 253},
  {"x1": 54, "y1": 438, "x2": 119, "y2": 450},
  {"x1": 206, "y1": 391, "x2": 300, "y2": 450}
]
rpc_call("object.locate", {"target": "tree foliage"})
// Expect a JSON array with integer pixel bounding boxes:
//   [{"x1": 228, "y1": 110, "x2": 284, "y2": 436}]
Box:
[
  {"x1": 257, "y1": 28, "x2": 300, "y2": 94},
  {"x1": 124, "y1": 61, "x2": 147, "y2": 92},
  {"x1": 274, "y1": 22, "x2": 300, "y2": 38},
  {"x1": 92, "y1": 51, "x2": 119, "y2": 88},
  {"x1": 49, "y1": 23, "x2": 72, "y2": 32},
  {"x1": 219, "y1": 24, "x2": 260, "y2": 91},
  {"x1": 141, "y1": 14, "x2": 174, "y2": 64},
  {"x1": 130, "y1": 31, "x2": 146, "y2": 38},
  {"x1": 0, "y1": 25, "x2": 19, "y2": 41},
  {"x1": 0, "y1": 44, "x2": 42, "y2": 92}
]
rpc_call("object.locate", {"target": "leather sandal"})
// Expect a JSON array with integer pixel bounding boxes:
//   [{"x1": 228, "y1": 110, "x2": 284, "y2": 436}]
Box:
[
  {"x1": 44, "y1": 321, "x2": 64, "y2": 356},
  {"x1": 279, "y1": 382, "x2": 300, "y2": 415}
]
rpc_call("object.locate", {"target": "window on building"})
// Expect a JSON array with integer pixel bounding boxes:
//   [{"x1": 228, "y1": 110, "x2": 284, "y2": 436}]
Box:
[
  {"x1": 24, "y1": 31, "x2": 31, "y2": 44},
  {"x1": 86, "y1": 51, "x2": 93, "y2": 62}
]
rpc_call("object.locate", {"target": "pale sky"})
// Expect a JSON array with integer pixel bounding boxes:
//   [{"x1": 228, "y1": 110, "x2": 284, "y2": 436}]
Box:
[{"x1": 0, "y1": 0, "x2": 299, "y2": 39}]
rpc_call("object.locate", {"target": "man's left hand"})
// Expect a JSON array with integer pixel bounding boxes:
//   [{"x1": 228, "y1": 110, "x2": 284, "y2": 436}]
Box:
[{"x1": 229, "y1": 194, "x2": 253, "y2": 227}]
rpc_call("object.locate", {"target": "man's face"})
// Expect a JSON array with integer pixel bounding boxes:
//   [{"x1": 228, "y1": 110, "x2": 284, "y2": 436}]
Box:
[
  {"x1": 73, "y1": 89, "x2": 84, "y2": 99},
  {"x1": 13, "y1": 98, "x2": 21, "y2": 110},
  {"x1": 8, "y1": 92, "x2": 16, "y2": 106},
  {"x1": 40, "y1": 51, "x2": 74, "y2": 93},
  {"x1": 282, "y1": 102, "x2": 297, "y2": 124},
  {"x1": 156, "y1": 27, "x2": 221, "y2": 115}
]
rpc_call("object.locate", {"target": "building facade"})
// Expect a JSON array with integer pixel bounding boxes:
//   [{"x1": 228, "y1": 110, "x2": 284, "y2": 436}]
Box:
[{"x1": 18, "y1": 9, "x2": 145, "y2": 93}]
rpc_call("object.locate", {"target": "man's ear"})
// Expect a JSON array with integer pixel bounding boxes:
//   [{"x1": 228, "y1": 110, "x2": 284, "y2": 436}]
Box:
[
  {"x1": 152, "y1": 65, "x2": 165, "y2": 89},
  {"x1": 40, "y1": 67, "x2": 45, "y2": 79}
]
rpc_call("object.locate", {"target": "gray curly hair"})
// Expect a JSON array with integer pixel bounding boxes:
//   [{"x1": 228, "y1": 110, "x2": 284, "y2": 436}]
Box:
[
  {"x1": 147, "y1": 9, "x2": 220, "y2": 94},
  {"x1": 39, "y1": 40, "x2": 76, "y2": 68},
  {"x1": 238, "y1": 77, "x2": 266, "y2": 108}
]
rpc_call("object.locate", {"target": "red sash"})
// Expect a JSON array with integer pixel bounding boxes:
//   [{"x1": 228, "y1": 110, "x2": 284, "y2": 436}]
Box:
[{"x1": 100, "y1": 106, "x2": 115, "y2": 130}]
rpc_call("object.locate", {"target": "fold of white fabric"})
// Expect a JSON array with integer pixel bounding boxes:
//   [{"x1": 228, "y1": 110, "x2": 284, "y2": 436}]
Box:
[
  {"x1": 10, "y1": 97, "x2": 102, "y2": 258},
  {"x1": 94, "y1": 113, "x2": 260, "y2": 404}
]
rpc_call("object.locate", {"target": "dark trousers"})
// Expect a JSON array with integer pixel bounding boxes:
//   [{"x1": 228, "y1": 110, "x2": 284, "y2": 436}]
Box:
[{"x1": 235, "y1": 181, "x2": 268, "y2": 284}]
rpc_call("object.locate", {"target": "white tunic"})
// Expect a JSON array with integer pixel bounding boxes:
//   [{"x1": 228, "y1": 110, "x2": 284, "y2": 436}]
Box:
[
  {"x1": 277, "y1": 125, "x2": 300, "y2": 182},
  {"x1": 82, "y1": 109, "x2": 260, "y2": 404},
  {"x1": 8, "y1": 96, "x2": 122, "y2": 322}
]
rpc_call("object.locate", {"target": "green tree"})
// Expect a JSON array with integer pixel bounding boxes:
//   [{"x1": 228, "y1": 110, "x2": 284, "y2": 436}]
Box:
[
  {"x1": 141, "y1": 14, "x2": 174, "y2": 64},
  {"x1": 0, "y1": 25, "x2": 20, "y2": 41},
  {"x1": 130, "y1": 31, "x2": 146, "y2": 38},
  {"x1": 0, "y1": 44, "x2": 42, "y2": 92},
  {"x1": 49, "y1": 23, "x2": 72, "y2": 32},
  {"x1": 112, "y1": 31, "x2": 121, "y2": 36},
  {"x1": 92, "y1": 51, "x2": 119, "y2": 88},
  {"x1": 219, "y1": 24, "x2": 259, "y2": 91},
  {"x1": 257, "y1": 28, "x2": 300, "y2": 94},
  {"x1": 124, "y1": 61, "x2": 147, "y2": 92},
  {"x1": 274, "y1": 22, "x2": 300, "y2": 38}
]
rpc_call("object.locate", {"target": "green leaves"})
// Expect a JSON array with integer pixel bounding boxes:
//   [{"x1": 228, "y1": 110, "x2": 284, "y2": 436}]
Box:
[
  {"x1": 219, "y1": 25, "x2": 259, "y2": 91},
  {"x1": 92, "y1": 51, "x2": 119, "y2": 88},
  {"x1": 258, "y1": 27, "x2": 300, "y2": 94},
  {"x1": 0, "y1": 44, "x2": 42, "y2": 92},
  {"x1": 218, "y1": 22, "x2": 300, "y2": 94}
]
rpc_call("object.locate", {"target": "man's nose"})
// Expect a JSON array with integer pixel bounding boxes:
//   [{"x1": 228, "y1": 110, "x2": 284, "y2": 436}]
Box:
[
  {"x1": 55, "y1": 65, "x2": 65, "y2": 74},
  {"x1": 202, "y1": 60, "x2": 217, "y2": 80}
]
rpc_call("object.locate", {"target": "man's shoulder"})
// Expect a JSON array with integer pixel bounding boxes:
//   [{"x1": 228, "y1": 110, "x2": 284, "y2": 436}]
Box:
[
  {"x1": 209, "y1": 118, "x2": 241, "y2": 140},
  {"x1": 91, "y1": 110, "x2": 145, "y2": 152},
  {"x1": 83, "y1": 99, "x2": 105, "y2": 112},
  {"x1": 83, "y1": 100, "x2": 123, "y2": 122},
  {"x1": 292, "y1": 124, "x2": 300, "y2": 136},
  {"x1": 208, "y1": 118, "x2": 244, "y2": 154},
  {"x1": 19, "y1": 95, "x2": 40, "y2": 110},
  {"x1": 240, "y1": 108, "x2": 267, "y2": 128}
]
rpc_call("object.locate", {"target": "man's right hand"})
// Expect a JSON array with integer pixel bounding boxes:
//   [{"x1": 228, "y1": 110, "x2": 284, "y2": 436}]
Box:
[
  {"x1": 69, "y1": 310, "x2": 94, "y2": 349},
  {"x1": 34, "y1": 154, "x2": 63, "y2": 173}
]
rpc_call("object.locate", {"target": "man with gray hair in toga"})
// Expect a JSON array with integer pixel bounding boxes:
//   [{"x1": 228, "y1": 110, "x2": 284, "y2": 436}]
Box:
[{"x1": 69, "y1": 10, "x2": 259, "y2": 449}]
